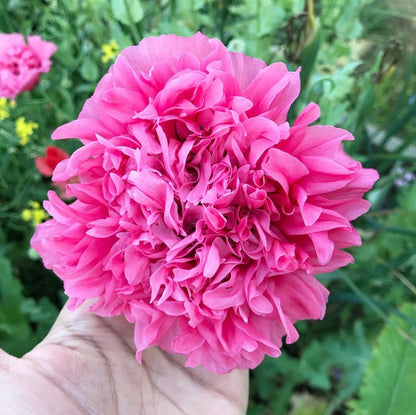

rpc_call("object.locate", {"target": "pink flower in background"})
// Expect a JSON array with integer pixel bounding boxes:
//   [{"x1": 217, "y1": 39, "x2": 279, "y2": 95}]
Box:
[
  {"x1": 31, "y1": 33, "x2": 378, "y2": 374},
  {"x1": 35, "y1": 145, "x2": 74, "y2": 199},
  {"x1": 0, "y1": 33, "x2": 57, "y2": 99}
]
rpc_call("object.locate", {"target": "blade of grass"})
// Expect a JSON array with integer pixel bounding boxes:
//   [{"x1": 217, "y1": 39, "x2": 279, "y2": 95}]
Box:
[
  {"x1": 340, "y1": 271, "x2": 416, "y2": 346},
  {"x1": 379, "y1": 98, "x2": 416, "y2": 149},
  {"x1": 377, "y1": 257, "x2": 416, "y2": 297},
  {"x1": 123, "y1": 0, "x2": 142, "y2": 44},
  {"x1": 364, "y1": 217, "x2": 416, "y2": 237}
]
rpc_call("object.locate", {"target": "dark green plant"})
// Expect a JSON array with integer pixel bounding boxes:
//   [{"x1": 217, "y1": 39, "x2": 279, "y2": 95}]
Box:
[{"x1": 349, "y1": 303, "x2": 416, "y2": 415}]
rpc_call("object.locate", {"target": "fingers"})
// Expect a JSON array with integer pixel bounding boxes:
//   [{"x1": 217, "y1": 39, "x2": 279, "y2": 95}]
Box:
[{"x1": 29, "y1": 301, "x2": 249, "y2": 414}]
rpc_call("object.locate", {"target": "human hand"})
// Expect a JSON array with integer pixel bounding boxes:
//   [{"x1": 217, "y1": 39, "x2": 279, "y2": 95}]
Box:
[{"x1": 0, "y1": 303, "x2": 248, "y2": 415}]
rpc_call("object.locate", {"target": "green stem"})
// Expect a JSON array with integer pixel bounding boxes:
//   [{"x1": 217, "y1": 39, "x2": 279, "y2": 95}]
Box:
[
  {"x1": 123, "y1": 0, "x2": 142, "y2": 45},
  {"x1": 218, "y1": 0, "x2": 227, "y2": 42},
  {"x1": 170, "y1": 0, "x2": 176, "y2": 20},
  {"x1": 379, "y1": 98, "x2": 416, "y2": 149},
  {"x1": 364, "y1": 217, "x2": 416, "y2": 237},
  {"x1": 255, "y1": 0, "x2": 261, "y2": 57},
  {"x1": 363, "y1": 154, "x2": 416, "y2": 162},
  {"x1": 341, "y1": 272, "x2": 416, "y2": 345},
  {"x1": 341, "y1": 272, "x2": 390, "y2": 322}
]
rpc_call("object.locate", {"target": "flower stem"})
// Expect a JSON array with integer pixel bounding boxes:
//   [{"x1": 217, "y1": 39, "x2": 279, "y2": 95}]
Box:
[
  {"x1": 122, "y1": 0, "x2": 142, "y2": 45},
  {"x1": 341, "y1": 272, "x2": 416, "y2": 346}
]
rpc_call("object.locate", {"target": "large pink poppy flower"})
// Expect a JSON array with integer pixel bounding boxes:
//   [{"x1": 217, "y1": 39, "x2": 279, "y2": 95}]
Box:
[
  {"x1": 0, "y1": 33, "x2": 57, "y2": 99},
  {"x1": 31, "y1": 33, "x2": 378, "y2": 374}
]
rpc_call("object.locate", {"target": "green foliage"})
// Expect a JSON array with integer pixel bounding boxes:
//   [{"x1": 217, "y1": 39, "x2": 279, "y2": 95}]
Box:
[
  {"x1": 0, "y1": 255, "x2": 58, "y2": 356},
  {"x1": 111, "y1": 0, "x2": 144, "y2": 26},
  {"x1": 0, "y1": 0, "x2": 416, "y2": 413},
  {"x1": 249, "y1": 322, "x2": 370, "y2": 414},
  {"x1": 348, "y1": 180, "x2": 416, "y2": 316},
  {"x1": 350, "y1": 304, "x2": 416, "y2": 415},
  {"x1": 0, "y1": 256, "x2": 30, "y2": 342},
  {"x1": 289, "y1": 393, "x2": 328, "y2": 415}
]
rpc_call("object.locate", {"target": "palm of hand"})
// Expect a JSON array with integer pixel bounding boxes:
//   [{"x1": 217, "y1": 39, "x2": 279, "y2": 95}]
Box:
[{"x1": 0, "y1": 305, "x2": 248, "y2": 415}]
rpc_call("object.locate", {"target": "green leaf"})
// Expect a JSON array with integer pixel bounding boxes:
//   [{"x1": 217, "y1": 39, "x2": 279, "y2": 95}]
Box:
[
  {"x1": 350, "y1": 303, "x2": 416, "y2": 415},
  {"x1": 299, "y1": 29, "x2": 321, "y2": 88},
  {"x1": 0, "y1": 256, "x2": 30, "y2": 342},
  {"x1": 289, "y1": 393, "x2": 328, "y2": 415},
  {"x1": 80, "y1": 57, "x2": 99, "y2": 82},
  {"x1": 298, "y1": 321, "x2": 371, "y2": 399},
  {"x1": 111, "y1": 0, "x2": 144, "y2": 25}
]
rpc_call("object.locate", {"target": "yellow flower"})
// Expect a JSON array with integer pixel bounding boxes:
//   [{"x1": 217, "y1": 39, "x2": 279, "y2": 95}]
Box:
[
  {"x1": 21, "y1": 209, "x2": 33, "y2": 222},
  {"x1": 0, "y1": 98, "x2": 10, "y2": 120},
  {"x1": 101, "y1": 39, "x2": 120, "y2": 64},
  {"x1": 22, "y1": 201, "x2": 48, "y2": 226},
  {"x1": 16, "y1": 116, "x2": 39, "y2": 146},
  {"x1": 29, "y1": 201, "x2": 41, "y2": 209},
  {"x1": 32, "y1": 208, "x2": 48, "y2": 225}
]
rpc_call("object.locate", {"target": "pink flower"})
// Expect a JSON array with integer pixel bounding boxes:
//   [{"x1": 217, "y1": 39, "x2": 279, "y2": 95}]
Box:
[
  {"x1": 35, "y1": 145, "x2": 74, "y2": 200},
  {"x1": 31, "y1": 33, "x2": 378, "y2": 374},
  {"x1": 0, "y1": 33, "x2": 57, "y2": 99}
]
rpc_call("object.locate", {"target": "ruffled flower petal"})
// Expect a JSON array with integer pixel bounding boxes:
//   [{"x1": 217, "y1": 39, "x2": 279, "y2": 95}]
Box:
[{"x1": 31, "y1": 32, "x2": 378, "y2": 374}]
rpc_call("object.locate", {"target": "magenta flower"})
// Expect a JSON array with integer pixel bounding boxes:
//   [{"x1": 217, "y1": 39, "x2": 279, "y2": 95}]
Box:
[
  {"x1": 0, "y1": 33, "x2": 57, "y2": 99},
  {"x1": 31, "y1": 33, "x2": 378, "y2": 374}
]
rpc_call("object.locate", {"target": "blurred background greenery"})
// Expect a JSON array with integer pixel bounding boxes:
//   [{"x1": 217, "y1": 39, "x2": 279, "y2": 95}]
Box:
[{"x1": 0, "y1": 0, "x2": 415, "y2": 414}]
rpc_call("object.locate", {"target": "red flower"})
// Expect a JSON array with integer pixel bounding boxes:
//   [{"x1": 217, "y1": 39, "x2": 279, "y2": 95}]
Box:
[
  {"x1": 36, "y1": 146, "x2": 74, "y2": 199},
  {"x1": 35, "y1": 145, "x2": 70, "y2": 177}
]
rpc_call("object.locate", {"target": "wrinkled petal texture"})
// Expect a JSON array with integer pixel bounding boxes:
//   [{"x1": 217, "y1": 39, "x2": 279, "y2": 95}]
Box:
[
  {"x1": 31, "y1": 33, "x2": 378, "y2": 374},
  {"x1": 0, "y1": 33, "x2": 57, "y2": 99}
]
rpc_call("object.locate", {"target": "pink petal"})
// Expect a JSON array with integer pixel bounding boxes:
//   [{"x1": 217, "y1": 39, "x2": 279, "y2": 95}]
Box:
[
  {"x1": 262, "y1": 148, "x2": 309, "y2": 193},
  {"x1": 203, "y1": 243, "x2": 221, "y2": 278}
]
